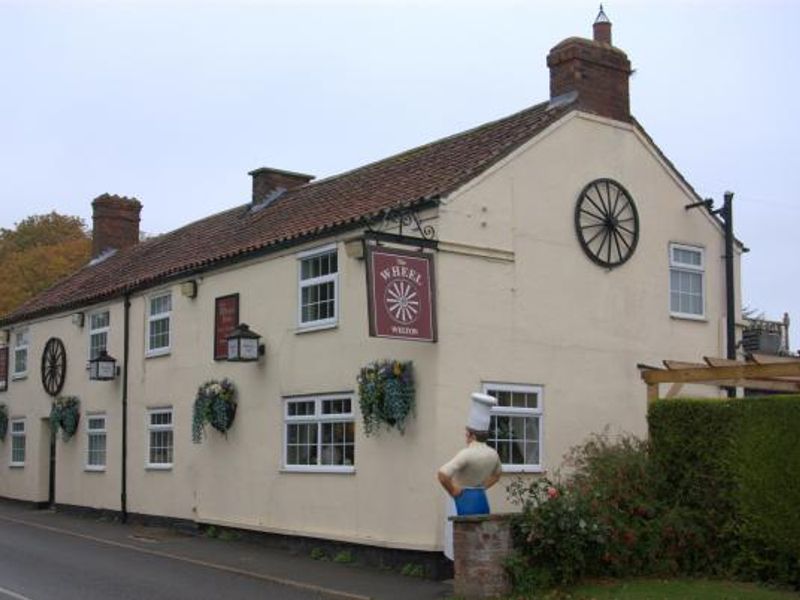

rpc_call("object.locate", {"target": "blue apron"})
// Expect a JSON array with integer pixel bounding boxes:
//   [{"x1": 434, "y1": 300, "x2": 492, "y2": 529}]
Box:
[{"x1": 455, "y1": 487, "x2": 490, "y2": 515}]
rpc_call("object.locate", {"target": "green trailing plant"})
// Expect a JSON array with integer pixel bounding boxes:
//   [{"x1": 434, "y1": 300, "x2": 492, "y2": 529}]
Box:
[
  {"x1": 49, "y1": 396, "x2": 80, "y2": 441},
  {"x1": 192, "y1": 378, "x2": 237, "y2": 443},
  {"x1": 0, "y1": 403, "x2": 8, "y2": 441},
  {"x1": 357, "y1": 360, "x2": 415, "y2": 436}
]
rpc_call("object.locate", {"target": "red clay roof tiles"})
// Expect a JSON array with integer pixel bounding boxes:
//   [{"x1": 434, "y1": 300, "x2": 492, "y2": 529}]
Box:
[{"x1": 1, "y1": 99, "x2": 573, "y2": 325}]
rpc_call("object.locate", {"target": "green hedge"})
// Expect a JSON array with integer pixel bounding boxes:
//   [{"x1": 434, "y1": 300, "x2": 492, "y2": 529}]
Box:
[{"x1": 648, "y1": 396, "x2": 800, "y2": 583}]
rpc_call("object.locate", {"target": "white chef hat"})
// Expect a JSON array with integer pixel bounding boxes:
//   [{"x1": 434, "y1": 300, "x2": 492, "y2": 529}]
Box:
[{"x1": 468, "y1": 392, "x2": 497, "y2": 432}]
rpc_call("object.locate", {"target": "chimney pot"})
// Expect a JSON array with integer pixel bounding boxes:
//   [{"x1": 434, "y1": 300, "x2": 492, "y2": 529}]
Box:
[
  {"x1": 91, "y1": 194, "x2": 142, "y2": 259},
  {"x1": 593, "y1": 5, "x2": 612, "y2": 44},
  {"x1": 547, "y1": 7, "x2": 631, "y2": 122}
]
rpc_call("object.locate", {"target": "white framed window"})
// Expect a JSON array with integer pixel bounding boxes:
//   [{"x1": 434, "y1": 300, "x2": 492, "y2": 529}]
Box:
[
  {"x1": 147, "y1": 408, "x2": 173, "y2": 469},
  {"x1": 86, "y1": 414, "x2": 107, "y2": 471},
  {"x1": 89, "y1": 310, "x2": 110, "y2": 360},
  {"x1": 297, "y1": 245, "x2": 339, "y2": 330},
  {"x1": 283, "y1": 394, "x2": 354, "y2": 472},
  {"x1": 669, "y1": 243, "x2": 705, "y2": 318},
  {"x1": 12, "y1": 329, "x2": 29, "y2": 379},
  {"x1": 146, "y1": 292, "x2": 172, "y2": 356},
  {"x1": 483, "y1": 383, "x2": 543, "y2": 473},
  {"x1": 10, "y1": 419, "x2": 25, "y2": 467}
]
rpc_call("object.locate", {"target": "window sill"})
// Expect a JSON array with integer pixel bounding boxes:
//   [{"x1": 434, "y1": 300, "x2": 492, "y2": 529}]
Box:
[
  {"x1": 501, "y1": 465, "x2": 545, "y2": 474},
  {"x1": 11, "y1": 373, "x2": 27, "y2": 381},
  {"x1": 281, "y1": 466, "x2": 355, "y2": 474},
  {"x1": 295, "y1": 322, "x2": 338, "y2": 335},
  {"x1": 670, "y1": 313, "x2": 708, "y2": 323},
  {"x1": 145, "y1": 464, "x2": 173, "y2": 471},
  {"x1": 9, "y1": 463, "x2": 25, "y2": 469},
  {"x1": 85, "y1": 466, "x2": 106, "y2": 473},
  {"x1": 145, "y1": 348, "x2": 171, "y2": 359}
]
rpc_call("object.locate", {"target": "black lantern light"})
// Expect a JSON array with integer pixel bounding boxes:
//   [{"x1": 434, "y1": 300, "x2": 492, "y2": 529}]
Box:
[
  {"x1": 89, "y1": 350, "x2": 118, "y2": 381},
  {"x1": 227, "y1": 323, "x2": 265, "y2": 362}
]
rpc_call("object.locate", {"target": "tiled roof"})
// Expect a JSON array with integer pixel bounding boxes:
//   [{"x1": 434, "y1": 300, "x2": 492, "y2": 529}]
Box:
[{"x1": 1, "y1": 99, "x2": 574, "y2": 326}]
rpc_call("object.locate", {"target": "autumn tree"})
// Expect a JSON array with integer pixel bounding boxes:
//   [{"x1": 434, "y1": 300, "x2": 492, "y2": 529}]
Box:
[{"x1": 0, "y1": 213, "x2": 91, "y2": 317}]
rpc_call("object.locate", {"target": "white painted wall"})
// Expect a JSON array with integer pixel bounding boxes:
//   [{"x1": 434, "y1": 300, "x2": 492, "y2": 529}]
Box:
[{"x1": 0, "y1": 110, "x2": 737, "y2": 552}]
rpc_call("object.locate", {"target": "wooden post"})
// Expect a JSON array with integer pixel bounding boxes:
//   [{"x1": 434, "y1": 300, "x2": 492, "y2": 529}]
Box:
[{"x1": 647, "y1": 383, "x2": 659, "y2": 402}]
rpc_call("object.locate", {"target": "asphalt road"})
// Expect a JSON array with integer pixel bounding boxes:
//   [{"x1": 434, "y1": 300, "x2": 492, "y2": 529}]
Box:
[{"x1": 0, "y1": 517, "x2": 327, "y2": 600}]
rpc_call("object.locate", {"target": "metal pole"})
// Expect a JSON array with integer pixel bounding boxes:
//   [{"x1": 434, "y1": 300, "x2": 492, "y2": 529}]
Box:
[
  {"x1": 724, "y1": 191, "x2": 736, "y2": 360},
  {"x1": 723, "y1": 192, "x2": 736, "y2": 398}
]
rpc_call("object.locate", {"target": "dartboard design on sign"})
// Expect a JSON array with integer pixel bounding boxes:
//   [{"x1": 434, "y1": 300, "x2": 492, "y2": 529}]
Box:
[
  {"x1": 385, "y1": 279, "x2": 420, "y2": 324},
  {"x1": 366, "y1": 246, "x2": 436, "y2": 342}
]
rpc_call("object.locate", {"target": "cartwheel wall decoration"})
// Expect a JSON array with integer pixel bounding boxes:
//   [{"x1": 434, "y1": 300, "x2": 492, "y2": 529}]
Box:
[{"x1": 41, "y1": 337, "x2": 67, "y2": 397}]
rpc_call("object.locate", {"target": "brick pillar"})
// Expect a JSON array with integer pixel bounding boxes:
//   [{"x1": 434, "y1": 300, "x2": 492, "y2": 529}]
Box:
[
  {"x1": 248, "y1": 167, "x2": 314, "y2": 204},
  {"x1": 451, "y1": 514, "x2": 514, "y2": 599},
  {"x1": 91, "y1": 194, "x2": 142, "y2": 258},
  {"x1": 547, "y1": 7, "x2": 632, "y2": 122}
]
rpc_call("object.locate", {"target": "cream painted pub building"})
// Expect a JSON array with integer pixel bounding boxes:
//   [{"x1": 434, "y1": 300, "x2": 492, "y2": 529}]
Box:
[{"x1": 0, "y1": 14, "x2": 740, "y2": 555}]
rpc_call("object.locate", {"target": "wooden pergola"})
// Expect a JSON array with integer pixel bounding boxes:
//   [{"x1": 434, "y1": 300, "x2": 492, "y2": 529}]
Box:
[{"x1": 639, "y1": 353, "x2": 800, "y2": 401}]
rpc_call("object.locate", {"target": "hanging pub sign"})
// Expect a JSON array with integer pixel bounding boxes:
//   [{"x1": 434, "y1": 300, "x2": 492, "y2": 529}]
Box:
[
  {"x1": 366, "y1": 245, "x2": 437, "y2": 342},
  {"x1": 214, "y1": 294, "x2": 240, "y2": 360},
  {"x1": 0, "y1": 346, "x2": 7, "y2": 392}
]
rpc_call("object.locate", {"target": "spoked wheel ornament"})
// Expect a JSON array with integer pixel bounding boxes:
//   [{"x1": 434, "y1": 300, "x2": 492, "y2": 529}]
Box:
[
  {"x1": 574, "y1": 178, "x2": 640, "y2": 269},
  {"x1": 41, "y1": 337, "x2": 67, "y2": 397}
]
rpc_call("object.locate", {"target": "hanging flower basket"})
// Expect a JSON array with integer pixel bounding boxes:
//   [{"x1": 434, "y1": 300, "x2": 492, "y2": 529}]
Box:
[
  {"x1": 192, "y1": 378, "x2": 237, "y2": 443},
  {"x1": 49, "y1": 396, "x2": 80, "y2": 442},
  {"x1": 0, "y1": 403, "x2": 8, "y2": 441},
  {"x1": 357, "y1": 360, "x2": 415, "y2": 436}
]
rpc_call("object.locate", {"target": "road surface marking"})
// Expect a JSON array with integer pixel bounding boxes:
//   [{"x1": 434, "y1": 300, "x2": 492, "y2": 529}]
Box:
[
  {"x1": 0, "y1": 514, "x2": 370, "y2": 600},
  {"x1": 0, "y1": 586, "x2": 34, "y2": 600}
]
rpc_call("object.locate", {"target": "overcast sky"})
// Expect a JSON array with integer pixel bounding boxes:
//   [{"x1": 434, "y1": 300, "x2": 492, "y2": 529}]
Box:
[{"x1": 1, "y1": 0, "x2": 798, "y2": 351}]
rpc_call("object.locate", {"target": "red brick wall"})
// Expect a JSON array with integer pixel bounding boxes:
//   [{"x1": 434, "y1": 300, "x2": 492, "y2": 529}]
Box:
[
  {"x1": 91, "y1": 194, "x2": 142, "y2": 258},
  {"x1": 452, "y1": 514, "x2": 514, "y2": 598},
  {"x1": 547, "y1": 37, "x2": 631, "y2": 122},
  {"x1": 249, "y1": 168, "x2": 314, "y2": 204}
]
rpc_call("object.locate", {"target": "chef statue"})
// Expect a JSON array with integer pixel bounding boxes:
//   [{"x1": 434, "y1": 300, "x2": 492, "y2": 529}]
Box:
[{"x1": 437, "y1": 392, "x2": 502, "y2": 560}]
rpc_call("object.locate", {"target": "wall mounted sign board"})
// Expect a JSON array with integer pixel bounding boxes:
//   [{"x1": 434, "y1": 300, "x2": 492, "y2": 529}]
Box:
[
  {"x1": 214, "y1": 294, "x2": 240, "y2": 360},
  {"x1": 366, "y1": 245, "x2": 436, "y2": 342}
]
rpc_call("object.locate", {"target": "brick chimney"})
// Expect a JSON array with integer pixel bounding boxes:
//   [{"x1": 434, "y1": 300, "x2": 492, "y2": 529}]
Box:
[
  {"x1": 547, "y1": 6, "x2": 632, "y2": 122},
  {"x1": 248, "y1": 167, "x2": 314, "y2": 205},
  {"x1": 91, "y1": 194, "x2": 142, "y2": 258}
]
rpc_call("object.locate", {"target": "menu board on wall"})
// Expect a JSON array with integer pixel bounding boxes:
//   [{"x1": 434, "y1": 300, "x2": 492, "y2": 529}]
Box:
[
  {"x1": 366, "y1": 245, "x2": 437, "y2": 342},
  {"x1": 214, "y1": 294, "x2": 240, "y2": 360},
  {"x1": 0, "y1": 346, "x2": 8, "y2": 392}
]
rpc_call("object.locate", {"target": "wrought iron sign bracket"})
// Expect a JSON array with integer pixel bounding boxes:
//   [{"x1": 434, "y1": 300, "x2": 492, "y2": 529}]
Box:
[
  {"x1": 361, "y1": 206, "x2": 438, "y2": 251},
  {"x1": 363, "y1": 230, "x2": 438, "y2": 250}
]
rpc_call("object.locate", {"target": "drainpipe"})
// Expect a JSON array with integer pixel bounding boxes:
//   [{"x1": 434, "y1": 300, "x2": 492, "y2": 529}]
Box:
[{"x1": 121, "y1": 293, "x2": 130, "y2": 522}]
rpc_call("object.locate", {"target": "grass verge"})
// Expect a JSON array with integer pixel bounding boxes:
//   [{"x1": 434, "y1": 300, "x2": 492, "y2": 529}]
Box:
[{"x1": 540, "y1": 578, "x2": 799, "y2": 600}]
